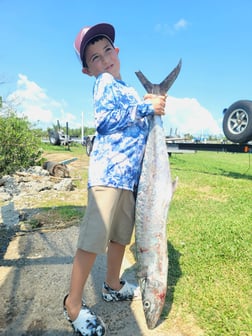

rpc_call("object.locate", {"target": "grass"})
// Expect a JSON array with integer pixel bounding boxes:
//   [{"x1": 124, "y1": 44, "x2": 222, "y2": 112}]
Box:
[
  {"x1": 166, "y1": 151, "x2": 252, "y2": 335},
  {"x1": 40, "y1": 141, "x2": 86, "y2": 155},
  {"x1": 27, "y1": 206, "x2": 85, "y2": 229}
]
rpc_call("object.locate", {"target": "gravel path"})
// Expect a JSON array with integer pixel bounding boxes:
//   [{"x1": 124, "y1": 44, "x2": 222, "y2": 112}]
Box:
[{"x1": 0, "y1": 225, "x2": 174, "y2": 336}]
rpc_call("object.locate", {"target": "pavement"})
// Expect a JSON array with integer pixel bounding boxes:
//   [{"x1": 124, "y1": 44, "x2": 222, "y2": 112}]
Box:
[{"x1": 0, "y1": 225, "x2": 176, "y2": 336}]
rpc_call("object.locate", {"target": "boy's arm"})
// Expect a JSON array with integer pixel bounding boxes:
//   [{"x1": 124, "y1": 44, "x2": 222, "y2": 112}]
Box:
[{"x1": 94, "y1": 73, "x2": 154, "y2": 135}]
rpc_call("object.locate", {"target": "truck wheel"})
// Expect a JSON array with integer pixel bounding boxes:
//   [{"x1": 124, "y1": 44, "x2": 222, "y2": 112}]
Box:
[
  {"x1": 49, "y1": 131, "x2": 61, "y2": 146},
  {"x1": 222, "y1": 100, "x2": 252, "y2": 143},
  {"x1": 86, "y1": 138, "x2": 93, "y2": 156}
]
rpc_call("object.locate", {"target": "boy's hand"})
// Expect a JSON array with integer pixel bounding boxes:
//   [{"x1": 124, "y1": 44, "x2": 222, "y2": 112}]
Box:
[{"x1": 144, "y1": 94, "x2": 167, "y2": 115}]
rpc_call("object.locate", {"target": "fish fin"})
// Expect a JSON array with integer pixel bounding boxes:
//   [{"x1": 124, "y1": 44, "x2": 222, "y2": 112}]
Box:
[
  {"x1": 135, "y1": 71, "x2": 155, "y2": 93},
  {"x1": 135, "y1": 59, "x2": 182, "y2": 95},
  {"x1": 159, "y1": 59, "x2": 182, "y2": 95}
]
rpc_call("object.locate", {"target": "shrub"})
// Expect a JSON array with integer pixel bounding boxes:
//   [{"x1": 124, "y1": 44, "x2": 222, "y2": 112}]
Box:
[{"x1": 0, "y1": 112, "x2": 42, "y2": 176}]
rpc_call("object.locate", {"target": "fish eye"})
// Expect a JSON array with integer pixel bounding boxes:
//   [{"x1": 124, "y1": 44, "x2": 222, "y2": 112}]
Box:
[{"x1": 143, "y1": 300, "x2": 151, "y2": 310}]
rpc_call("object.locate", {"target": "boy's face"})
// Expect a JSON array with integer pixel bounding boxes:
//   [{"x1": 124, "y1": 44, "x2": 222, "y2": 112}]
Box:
[{"x1": 83, "y1": 37, "x2": 120, "y2": 79}]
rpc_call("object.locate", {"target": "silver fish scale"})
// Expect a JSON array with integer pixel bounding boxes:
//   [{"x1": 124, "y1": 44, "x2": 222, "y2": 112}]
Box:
[{"x1": 135, "y1": 114, "x2": 173, "y2": 329}]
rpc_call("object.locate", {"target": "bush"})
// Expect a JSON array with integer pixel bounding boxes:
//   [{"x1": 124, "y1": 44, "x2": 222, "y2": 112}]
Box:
[{"x1": 0, "y1": 112, "x2": 42, "y2": 176}]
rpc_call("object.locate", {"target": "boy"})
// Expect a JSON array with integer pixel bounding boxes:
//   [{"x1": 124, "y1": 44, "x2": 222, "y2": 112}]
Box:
[{"x1": 63, "y1": 23, "x2": 167, "y2": 335}]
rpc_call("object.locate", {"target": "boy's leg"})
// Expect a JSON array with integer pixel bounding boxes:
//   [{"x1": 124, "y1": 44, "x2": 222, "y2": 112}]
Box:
[
  {"x1": 65, "y1": 248, "x2": 96, "y2": 321},
  {"x1": 104, "y1": 189, "x2": 136, "y2": 293},
  {"x1": 103, "y1": 240, "x2": 141, "y2": 302},
  {"x1": 106, "y1": 240, "x2": 125, "y2": 290}
]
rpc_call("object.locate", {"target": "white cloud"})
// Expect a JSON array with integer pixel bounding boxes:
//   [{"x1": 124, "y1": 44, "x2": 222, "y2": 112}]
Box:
[
  {"x1": 163, "y1": 96, "x2": 222, "y2": 136},
  {"x1": 154, "y1": 23, "x2": 173, "y2": 35},
  {"x1": 174, "y1": 19, "x2": 188, "y2": 31},
  {"x1": 20, "y1": 103, "x2": 53, "y2": 123},
  {"x1": 155, "y1": 19, "x2": 188, "y2": 36},
  {"x1": 7, "y1": 74, "x2": 78, "y2": 128},
  {"x1": 16, "y1": 74, "x2": 47, "y2": 101}
]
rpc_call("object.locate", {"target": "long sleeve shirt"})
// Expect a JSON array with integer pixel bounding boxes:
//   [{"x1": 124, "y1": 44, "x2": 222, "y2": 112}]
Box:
[{"x1": 88, "y1": 72, "x2": 154, "y2": 191}]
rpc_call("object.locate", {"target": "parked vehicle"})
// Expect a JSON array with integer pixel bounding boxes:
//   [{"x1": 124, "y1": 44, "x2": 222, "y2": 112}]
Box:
[
  {"x1": 48, "y1": 129, "x2": 72, "y2": 146},
  {"x1": 48, "y1": 120, "x2": 72, "y2": 146},
  {"x1": 222, "y1": 100, "x2": 252, "y2": 143},
  {"x1": 82, "y1": 135, "x2": 95, "y2": 156}
]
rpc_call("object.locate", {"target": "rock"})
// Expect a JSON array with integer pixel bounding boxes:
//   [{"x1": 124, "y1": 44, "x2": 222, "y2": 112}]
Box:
[
  {"x1": 0, "y1": 201, "x2": 20, "y2": 227},
  {"x1": 0, "y1": 166, "x2": 75, "y2": 229},
  {"x1": 19, "y1": 221, "x2": 33, "y2": 231},
  {"x1": 54, "y1": 179, "x2": 73, "y2": 191}
]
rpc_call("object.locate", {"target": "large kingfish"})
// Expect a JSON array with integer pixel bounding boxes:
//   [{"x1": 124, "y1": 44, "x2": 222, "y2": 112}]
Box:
[{"x1": 135, "y1": 60, "x2": 182, "y2": 329}]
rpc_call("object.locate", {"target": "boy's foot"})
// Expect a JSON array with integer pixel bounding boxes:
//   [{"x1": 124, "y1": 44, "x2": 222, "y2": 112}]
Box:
[
  {"x1": 63, "y1": 295, "x2": 106, "y2": 336},
  {"x1": 102, "y1": 280, "x2": 141, "y2": 302}
]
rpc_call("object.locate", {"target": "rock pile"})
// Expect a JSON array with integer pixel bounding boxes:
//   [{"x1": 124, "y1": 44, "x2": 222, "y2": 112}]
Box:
[{"x1": 0, "y1": 165, "x2": 74, "y2": 228}]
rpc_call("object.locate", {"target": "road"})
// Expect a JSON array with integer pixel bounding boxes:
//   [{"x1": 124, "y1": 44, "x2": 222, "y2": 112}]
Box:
[{"x1": 0, "y1": 225, "x2": 177, "y2": 336}]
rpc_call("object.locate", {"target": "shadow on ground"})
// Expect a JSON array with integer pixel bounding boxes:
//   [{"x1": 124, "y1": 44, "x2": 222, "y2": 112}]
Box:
[{"x1": 0, "y1": 221, "x2": 172, "y2": 335}]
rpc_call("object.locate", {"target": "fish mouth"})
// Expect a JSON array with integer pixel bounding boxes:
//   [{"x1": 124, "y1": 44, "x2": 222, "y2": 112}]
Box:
[
  {"x1": 143, "y1": 297, "x2": 164, "y2": 329},
  {"x1": 139, "y1": 277, "x2": 166, "y2": 329},
  {"x1": 144, "y1": 303, "x2": 163, "y2": 329}
]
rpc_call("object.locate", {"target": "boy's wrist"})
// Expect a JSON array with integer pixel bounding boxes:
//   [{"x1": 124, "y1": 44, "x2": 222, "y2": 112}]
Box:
[{"x1": 136, "y1": 101, "x2": 154, "y2": 118}]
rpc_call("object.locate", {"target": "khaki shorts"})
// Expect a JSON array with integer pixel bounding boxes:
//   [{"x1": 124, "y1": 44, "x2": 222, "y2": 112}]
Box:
[{"x1": 77, "y1": 186, "x2": 135, "y2": 254}]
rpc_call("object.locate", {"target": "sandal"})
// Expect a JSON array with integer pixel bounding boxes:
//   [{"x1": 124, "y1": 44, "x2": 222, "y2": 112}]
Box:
[
  {"x1": 102, "y1": 280, "x2": 141, "y2": 302},
  {"x1": 63, "y1": 294, "x2": 106, "y2": 336}
]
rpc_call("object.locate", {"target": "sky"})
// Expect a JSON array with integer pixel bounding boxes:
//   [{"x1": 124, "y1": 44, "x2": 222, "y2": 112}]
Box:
[{"x1": 1, "y1": 0, "x2": 252, "y2": 137}]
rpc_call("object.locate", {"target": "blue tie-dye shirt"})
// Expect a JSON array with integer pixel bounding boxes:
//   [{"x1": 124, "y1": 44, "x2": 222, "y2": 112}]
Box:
[{"x1": 88, "y1": 72, "x2": 154, "y2": 191}]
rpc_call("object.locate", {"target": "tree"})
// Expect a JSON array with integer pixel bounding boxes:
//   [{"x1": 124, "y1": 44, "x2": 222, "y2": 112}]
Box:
[{"x1": 0, "y1": 110, "x2": 42, "y2": 176}]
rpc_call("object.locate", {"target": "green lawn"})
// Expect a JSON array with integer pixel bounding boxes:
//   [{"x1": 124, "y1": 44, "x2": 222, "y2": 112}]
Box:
[{"x1": 166, "y1": 151, "x2": 252, "y2": 336}]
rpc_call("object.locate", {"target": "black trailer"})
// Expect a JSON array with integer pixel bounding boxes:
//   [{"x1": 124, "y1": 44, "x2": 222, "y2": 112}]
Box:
[{"x1": 166, "y1": 141, "x2": 252, "y2": 155}]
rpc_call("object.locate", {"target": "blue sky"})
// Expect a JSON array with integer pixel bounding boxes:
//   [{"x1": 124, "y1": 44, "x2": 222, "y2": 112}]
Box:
[{"x1": 1, "y1": 0, "x2": 252, "y2": 137}]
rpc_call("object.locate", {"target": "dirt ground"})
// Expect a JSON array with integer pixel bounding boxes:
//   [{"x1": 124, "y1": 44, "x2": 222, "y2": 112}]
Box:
[{"x1": 0, "y1": 150, "x2": 202, "y2": 336}]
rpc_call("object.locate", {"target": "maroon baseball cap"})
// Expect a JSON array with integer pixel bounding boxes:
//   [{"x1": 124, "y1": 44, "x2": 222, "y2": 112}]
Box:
[{"x1": 74, "y1": 23, "x2": 115, "y2": 66}]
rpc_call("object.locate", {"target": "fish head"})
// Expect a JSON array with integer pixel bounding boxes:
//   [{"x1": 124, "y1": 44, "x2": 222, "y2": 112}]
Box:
[{"x1": 139, "y1": 277, "x2": 167, "y2": 329}]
